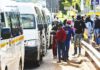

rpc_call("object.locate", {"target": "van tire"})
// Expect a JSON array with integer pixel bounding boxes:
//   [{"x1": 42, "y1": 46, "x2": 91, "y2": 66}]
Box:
[{"x1": 36, "y1": 60, "x2": 40, "y2": 67}]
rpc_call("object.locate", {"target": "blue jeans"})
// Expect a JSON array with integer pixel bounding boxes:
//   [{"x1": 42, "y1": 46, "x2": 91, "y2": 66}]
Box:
[
  {"x1": 94, "y1": 28, "x2": 100, "y2": 44},
  {"x1": 57, "y1": 42, "x2": 65, "y2": 61},
  {"x1": 74, "y1": 34, "x2": 82, "y2": 54},
  {"x1": 64, "y1": 40, "x2": 70, "y2": 61}
]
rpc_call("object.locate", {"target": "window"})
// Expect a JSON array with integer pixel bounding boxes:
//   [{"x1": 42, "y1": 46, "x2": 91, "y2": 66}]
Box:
[
  {"x1": 6, "y1": 12, "x2": 23, "y2": 37},
  {"x1": 20, "y1": 14, "x2": 36, "y2": 29},
  {"x1": 10, "y1": 12, "x2": 20, "y2": 28},
  {"x1": 0, "y1": 13, "x2": 5, "y2": 27}
]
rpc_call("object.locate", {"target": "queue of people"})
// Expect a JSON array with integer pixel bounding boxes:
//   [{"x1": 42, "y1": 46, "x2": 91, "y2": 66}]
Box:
[{"x1": 51, "y1": 15, "x2": 100, "y2": 63}]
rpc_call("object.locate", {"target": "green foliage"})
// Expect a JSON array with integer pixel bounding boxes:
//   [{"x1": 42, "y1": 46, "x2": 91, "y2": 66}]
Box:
[
  {"x1": 76, "y1": 3, "x2": 81, "y2": 12},
  {"x1": 59, "y1": 0, "x2": 81, "y2": 13}
]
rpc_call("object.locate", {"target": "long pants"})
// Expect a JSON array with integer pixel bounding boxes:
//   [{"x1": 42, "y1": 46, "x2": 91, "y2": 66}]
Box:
[
  {"x1": 64, "y1": 40, "x2": 70, "y2": 61},
  {"x1": 57, "y1": 42, "x2": 64, "y2": 61},
  {"x1": 74, "y1": 34, "x2": 82, "y2": 54},
  {"x1": 52, "y1": 35, "x2": 57, "y2": 57},
  {"x1": 94, "y1": 28, "x2": 100, "y2": 45}
]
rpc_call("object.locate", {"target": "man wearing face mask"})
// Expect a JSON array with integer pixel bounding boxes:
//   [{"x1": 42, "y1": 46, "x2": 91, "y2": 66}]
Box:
[
  {"x1": 94, "y1": 15, "x2": 100, "y2": 46},
  {"x1": 63, "y1": 20, "x2": 74, "y2": 62}
]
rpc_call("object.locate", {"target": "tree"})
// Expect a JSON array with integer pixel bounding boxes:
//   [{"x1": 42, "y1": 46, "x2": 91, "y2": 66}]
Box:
[{"x1": 59, "y1": 0, "x2": 81, "y2": 13}]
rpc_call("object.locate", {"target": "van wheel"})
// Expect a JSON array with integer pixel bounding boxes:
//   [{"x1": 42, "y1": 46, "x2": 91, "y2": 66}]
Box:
[
  {"x1": 19, "y1": 61, "x2": 22, "y2": 70},
  {"x1": 36, "y1": 60, "x2": 40, "y2": 66}
]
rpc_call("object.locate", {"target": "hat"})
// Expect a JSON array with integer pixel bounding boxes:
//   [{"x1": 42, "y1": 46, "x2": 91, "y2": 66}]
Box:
[
  {"x1": 77, "y1": 15, "x2": 81, "y2": 20},
  {"x1": 67, "y1": 20, "x2": 71, "y2": 25}
]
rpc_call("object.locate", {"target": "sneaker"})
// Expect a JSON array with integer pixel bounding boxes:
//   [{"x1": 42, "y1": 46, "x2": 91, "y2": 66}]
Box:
[
  {"x1": 78, "y1": 54, "x2": 82, "y2": 57},
  {"x1": 57, "y1": 60, "x2": 61, "y2": 63},
  {"x1": 62, "y1": 61, "x2": 67, "y2": 64},
  {"x1": 72, "y1": 53, "x2": 77, "y2": 56},
  {"x1": 53, "y1": 56, "x2": 57, "y2": 59}
]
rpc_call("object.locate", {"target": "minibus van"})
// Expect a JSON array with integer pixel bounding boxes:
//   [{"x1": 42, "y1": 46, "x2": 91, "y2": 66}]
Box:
[
  {"x1": 18, "y1": 2, "x2": 44, "y2": 66},
  {"x1": 0, "y1": 1, "x2": 24, "y2": 70}
]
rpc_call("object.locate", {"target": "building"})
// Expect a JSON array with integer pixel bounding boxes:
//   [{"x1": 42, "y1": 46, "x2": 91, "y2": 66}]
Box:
[{"x1": 46, "y1": 0, "x2": 60, "y2": 13}]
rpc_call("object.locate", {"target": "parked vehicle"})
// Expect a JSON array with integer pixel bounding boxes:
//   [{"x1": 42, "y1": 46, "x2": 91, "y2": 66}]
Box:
[
  {"x1": 42, "y1": 8, "x2": 52, "y2": 49},
  {"x1": 17, "y1": 2, "x2": 43, "y2": 66},
  {"x1": 34, "y1": 4, "x2": 47, "y2": 56},
  {"x1": 0, "y1": 1, "x2": 24, "y2": 70}
]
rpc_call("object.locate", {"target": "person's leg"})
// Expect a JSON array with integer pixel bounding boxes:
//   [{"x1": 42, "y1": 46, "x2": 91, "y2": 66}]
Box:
[
  {"x1": 63, "y1": 41, "x2": 67, "y2": 61},
  {"x1": 53, "y1": 36, "x2": 57, "y2": 58},
  {"x1": 79, "y1": 34, "x2": 82, "y2": 55},
  {"x1": 57, "y1": 42, "x2": 61, "y2": 62},
  {"x1": 73, "y1": 34, "x2": 77, "y2": 55},
  {"x1": 61, "y1": 42, "x2": 65, "y2": 61},
  {"x1": 66, "y1": 41, "x2": 70, "y2": 60}
]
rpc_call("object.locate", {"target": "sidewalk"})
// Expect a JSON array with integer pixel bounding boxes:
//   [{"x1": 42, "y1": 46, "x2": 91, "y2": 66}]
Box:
[{"x1": 33, "y1": 43, "x2": 97, "y2": 70}]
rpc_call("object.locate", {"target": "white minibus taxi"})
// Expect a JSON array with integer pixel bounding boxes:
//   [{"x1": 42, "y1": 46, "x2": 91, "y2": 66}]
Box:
[
  {"x1": 42, "y1": 8, "x2": 52, "y2": 49},
  {"x1": 0, "y1": 1, "x2": 24, "y2": 70},
  {"x1": 17, "y1": 2, "x2": 43, "y2": 66},
  {"x1": 34, "y1": 5, "x2": 47, "y2": 56}
]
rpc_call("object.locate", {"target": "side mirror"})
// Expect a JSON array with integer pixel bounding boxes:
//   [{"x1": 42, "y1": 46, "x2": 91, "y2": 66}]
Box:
[{"x1": 1, "y1": 28, "x2": 11, "y2": 39}]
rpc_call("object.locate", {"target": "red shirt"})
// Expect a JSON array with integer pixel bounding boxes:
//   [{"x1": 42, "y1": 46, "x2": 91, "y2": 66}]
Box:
[{"x1": 56, "y1": 28, "x2": 66, "y2": 43}]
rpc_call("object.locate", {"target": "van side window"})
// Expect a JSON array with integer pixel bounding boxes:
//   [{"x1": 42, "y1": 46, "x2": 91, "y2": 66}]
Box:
[
  {"x1": 0, "y1": 13, "x2": 6, "y2": 27},
  {"x1": 11, "y1": 12, "x2": 23, "y2": 37},
  {"x1": 6, "y1": 12, "x2": 12, "y2": 28},
  {"x1": 1, "y1": 13, "x2": 11, "y2": 40}
]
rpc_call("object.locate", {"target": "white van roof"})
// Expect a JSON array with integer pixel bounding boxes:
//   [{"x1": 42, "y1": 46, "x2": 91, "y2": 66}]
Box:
[
  {"x1": 0, "y1": 0, "x2": 17, "y2": 12},
  {"x1": 17, "y1": 2, "x2": 36, "y2": 15}
]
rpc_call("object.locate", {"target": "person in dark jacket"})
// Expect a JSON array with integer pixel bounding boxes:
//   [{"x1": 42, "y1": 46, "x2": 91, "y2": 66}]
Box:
[
  {"x1": 56, "y1": 23, "x2": 66, "y2": 63},
  {"x1": 94, "y1": 15, "x2": 100, "y2": 45},
  {"x1": 63, "y1": 20, "x2": 74, "y2": 61},
  {"x1": 73, "y1": 15, "x2": 85, "y2": 56},
  {"x1": 51, "y1": 20, "x2": 58, "y2": 59}
]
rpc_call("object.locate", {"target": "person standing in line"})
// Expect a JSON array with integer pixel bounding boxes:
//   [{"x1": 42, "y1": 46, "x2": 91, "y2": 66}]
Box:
[
  {"x1": 63, "y1": 20, "x2": 74, "y2": 62},
  {"x1": 51, "y1": 18, "x2": 58, "y2": 59},
  {"x1": 94, "y1": 15, "x2": 100, "y2": 46},
  {"x1": 73, "y1": 15, "x2": 85, "y2": 56},
  {"x1": 82, "y1": 16, "x2": 86, "y2": 38},
  {"x1": 85, "y1": 16, "x2": 93, "y2": 44},
  {"x1": 56, "y1": 23, "x2": 66, "y2": 63}
]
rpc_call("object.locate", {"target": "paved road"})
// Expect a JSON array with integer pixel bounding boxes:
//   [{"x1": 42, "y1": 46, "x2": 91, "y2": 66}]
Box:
[{"x1": 25, "y1": 44, "x2": 97, "y2": 70}]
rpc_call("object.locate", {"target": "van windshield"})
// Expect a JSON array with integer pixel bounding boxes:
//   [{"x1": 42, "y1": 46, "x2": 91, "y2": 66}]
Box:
[{"x1": 20, "y1": 14, "x2": 36, "y2": 29}]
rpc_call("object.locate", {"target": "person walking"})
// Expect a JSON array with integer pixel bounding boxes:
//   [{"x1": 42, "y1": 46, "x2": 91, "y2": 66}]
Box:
[
  {"x1": 56, "y1": 23, "x2": 66, "y2": 63},
  {"x1": 63, "y1": 20, "x2": 74, "y2": 62},
  {"x1": 85, "y1": 16, "x2": 93, "y2": 43},
  {"x1": 51, "y1": 19, "x2": 58, "y2": 59},
  {"x1": 94, "y1": 15, "x2": 100, "y2": 46},
  {"x1": 73, "y1": 15, "x2": 85, "y2": 56}
]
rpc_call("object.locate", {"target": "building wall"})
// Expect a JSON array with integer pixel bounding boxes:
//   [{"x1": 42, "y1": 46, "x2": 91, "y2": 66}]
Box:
[{"x1": 46, "y1": 0, "x2": 60, "y2": 13}]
